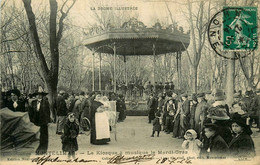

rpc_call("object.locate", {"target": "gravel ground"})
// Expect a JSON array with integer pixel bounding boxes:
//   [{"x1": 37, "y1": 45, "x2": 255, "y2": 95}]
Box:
[{"x1": 1, "y1": 116, "x2": 260, "y2": 165}]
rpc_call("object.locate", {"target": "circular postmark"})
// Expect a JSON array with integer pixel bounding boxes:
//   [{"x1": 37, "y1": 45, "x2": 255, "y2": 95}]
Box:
[{"x1": 207, "y1": 7, "x2": 258, "y2": 60}]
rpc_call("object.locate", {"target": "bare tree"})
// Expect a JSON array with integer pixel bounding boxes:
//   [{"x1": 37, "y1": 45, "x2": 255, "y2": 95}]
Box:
[{"x1": 22, "y1": 0, "x2": 76, "y2": 120}]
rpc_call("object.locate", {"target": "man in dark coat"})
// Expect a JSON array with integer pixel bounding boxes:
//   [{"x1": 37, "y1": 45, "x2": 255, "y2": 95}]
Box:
[
  {"x1": 194, "y1": 93, "x2": 208, "y2": 134},
  {"x1": 146, "y1": 81, "x2": 153, "y2": 96},
  {"x1": 169, "y1": 82, "x2": 175, "y2": 92},
  {"x1": 201, "y1": 123, "x2": 229, "y2": 158},
  {"x1": 180, "y1": 94, "x2": 190, "y2": 137},
  {"x1": 6, "y1": 89, "x2": 25, "y2": 112},
  {"x1": 147, "y1": 93, "x2": 157, "y2": 123},
  {"x1": 164, "y1": 82, "x2": 170, "y2": 93},
  {"x1": 30, "y1": 89, "x2": 50, "y2": 155},
  {"x1": 138, "y1": 83, "x2": 144, "y2": 97},
  {"x1": 55, "y1": 90, "x2": 68, "y2": 135}
]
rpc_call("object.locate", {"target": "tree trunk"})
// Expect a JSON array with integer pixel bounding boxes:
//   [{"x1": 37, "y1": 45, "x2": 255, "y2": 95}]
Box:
[
  {"x1": 192, "y1": 65, "x2": 198, "y2": 94},
  {"x1": 226, "y1": 53, "x2": 235, "y2": 106},
  {"x1": 46, "y1": 80, "x2": 57, "y2": 121}
]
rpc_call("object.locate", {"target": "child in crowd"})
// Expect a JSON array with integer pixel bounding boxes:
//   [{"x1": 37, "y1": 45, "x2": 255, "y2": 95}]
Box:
[
  {"x1": 61, "y1": 112, "x2": 79, "y2": 159},
  {"x1": 201, "y1": 123, "x2": 228, "y2": 157},
  {"x1": 182, "y1": 129, "x2": 202, "y2": 156},
  {"x1": 229, "y1": 113, "x2": 255, "y2": 158},
  {"x1": 151, "y1": 112, "x2": 162, "y2": 137}
]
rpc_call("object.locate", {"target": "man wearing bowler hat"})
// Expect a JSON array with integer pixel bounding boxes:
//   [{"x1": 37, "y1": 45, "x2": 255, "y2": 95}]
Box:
[{"x1": 30, "y1": 87, "x2": 50, "y2": 155}]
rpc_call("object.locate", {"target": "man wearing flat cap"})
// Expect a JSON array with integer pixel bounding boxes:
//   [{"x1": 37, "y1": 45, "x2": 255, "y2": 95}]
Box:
[{"x1": 30, "y1": 87, "x2": 50, "y2": 155}]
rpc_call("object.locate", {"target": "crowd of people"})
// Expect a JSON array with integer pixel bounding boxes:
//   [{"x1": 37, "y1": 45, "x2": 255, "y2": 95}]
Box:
[
  {"x1": 147, "y1": 89, "x2": 259, "y2": 158},
  {"x1": 1, "y1": 85, "x2": 259, "y2": 159},
  {"x1": 111, "y1": 81, "x2": 175, "y2": 99},
  {"x1": 0, "y1": 87, "x2": 126, "y2": 158}
]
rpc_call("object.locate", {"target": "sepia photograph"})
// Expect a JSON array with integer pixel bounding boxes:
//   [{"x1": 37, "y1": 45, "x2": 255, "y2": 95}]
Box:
[{"x1": 0, "y1": 0, "x2": 260, "y2": 164}]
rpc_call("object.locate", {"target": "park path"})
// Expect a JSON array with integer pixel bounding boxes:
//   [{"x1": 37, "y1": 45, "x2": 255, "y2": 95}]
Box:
[
  {"x1": 2, "y1": 116, "x2": 260, "y2": 165},
  {"x1": 48, "y1": 116, "x2": 183, "y2": 154}
]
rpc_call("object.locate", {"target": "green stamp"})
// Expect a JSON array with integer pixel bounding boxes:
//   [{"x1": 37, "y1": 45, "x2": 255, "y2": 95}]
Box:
[{"x1": 223, "y1": 7, "x2": 258, "y2": 50}]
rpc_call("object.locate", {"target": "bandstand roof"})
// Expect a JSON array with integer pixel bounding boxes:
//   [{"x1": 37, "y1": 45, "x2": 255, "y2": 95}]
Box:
[{"x1": 84, "y1": 18, "x2": 190, "y2": 55}]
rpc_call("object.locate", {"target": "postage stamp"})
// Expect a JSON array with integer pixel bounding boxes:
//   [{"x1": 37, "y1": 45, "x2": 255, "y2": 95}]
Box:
[
  {"x1": 208, "y1": 7, "x2": 258, "y2": 59},
  {"x1": 223, "y1": 7, "x2": 258, "y2": 51}
]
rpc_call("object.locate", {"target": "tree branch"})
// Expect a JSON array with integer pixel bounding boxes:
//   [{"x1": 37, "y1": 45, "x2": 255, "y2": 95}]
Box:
[
  {"x1": 22, "y1": 0, "x2": 49, "y2": 77},
  {"x1": 57, "y1": 0, "x2": 76, "y2": 43},
  {"x1": 1, "y1": 32, "x2": 28, "y2": 44}
]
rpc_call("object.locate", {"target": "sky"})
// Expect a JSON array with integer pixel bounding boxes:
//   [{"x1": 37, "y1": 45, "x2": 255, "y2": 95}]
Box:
[{"x1": 61, "y1": 0, "x2": 190, "y2": 31}]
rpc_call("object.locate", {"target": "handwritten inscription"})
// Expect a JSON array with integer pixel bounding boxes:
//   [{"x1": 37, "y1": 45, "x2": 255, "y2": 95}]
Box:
[
  {"x1": 107, "y1": 154, "x2": 155, "y2": 164},
  {"x1": 32, "y1": 155, "x2": 98, "y2": 165},
  {"x1": 156, "y1": 157, "x2": 192, "y2": 164}
]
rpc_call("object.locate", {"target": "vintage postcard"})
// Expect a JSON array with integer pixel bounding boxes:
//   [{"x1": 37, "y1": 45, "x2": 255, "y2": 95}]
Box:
[{"x1": 0, "y1": 0, "x2": 260, "y2": 165}]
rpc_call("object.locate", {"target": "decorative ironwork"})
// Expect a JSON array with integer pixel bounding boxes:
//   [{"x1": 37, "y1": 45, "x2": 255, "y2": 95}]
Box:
[
  {"x1": 121, "y1": 18, "x2": 146, "y2": 31},
  {"x1": 85, "y1": 18, "x2": 190, "y2": 37}
]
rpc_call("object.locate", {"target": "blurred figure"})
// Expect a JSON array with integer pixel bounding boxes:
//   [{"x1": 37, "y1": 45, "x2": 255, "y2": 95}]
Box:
[
  {"x1": 55, "y1": 90, "x2": 68, "y2": 135},
  {"x1": 151, "y1": 112, "x2": 162, "y2": 137},
  {"x1": 194, "y1": 93, "x2": 208, "y2": 134},
  {"x1": 147, "y1": 93, "x2": 157, "y2": 123},
  {"x1": 180, "y1": 94, "x2": 190, "y2": 138},
  {"x1": 190, "y1": 94, "x2": 198, "y2": 129},
  {"x1": 116, "y1": 94, "x2": 126, "y2": 122}
]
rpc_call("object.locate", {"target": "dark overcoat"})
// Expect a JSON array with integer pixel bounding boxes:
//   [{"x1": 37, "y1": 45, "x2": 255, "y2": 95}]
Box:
[
  {"x1": 190, "y1": 103, "x2": 197, "y2": 129},
  {"x1": 202, "y1": 134, "x2": 229, "y2": 157},
  {"x1": 194, "y1": 99, "x2": 208, "y2": 133},
  {"x1": 55, "y1": 95, "x2": 68, "y2": 116},
  {"x1": 214, "y1": 120, "x2": 232, "y2": 144},
  {"x1": 228, "y1": 132, "x2": 256, "y2": 157},
  {"x1": 116, "y1": 99, "x2": 126, "y2": 121},
  {"x1": 147, "y1": 97, "x2": 157, "y2": 120},
  {"x1": 81, "y1": 98, "x2": 91, "y2": 119},
  {"x1": 180, "y1": 99, "x2": 190, "y2": 136},
  {"x1": 30, "y1": 98, "x2": 50, "y2": 126},
  {"x1": 62, "y1": 120, "x2": 79, "y2": 152},
  {"x1": 6, "y1": 100, "x2": 25, "y2": 112},
  {"x1": 153, "y1": 117, "x2": 161, "y2": 131}
]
